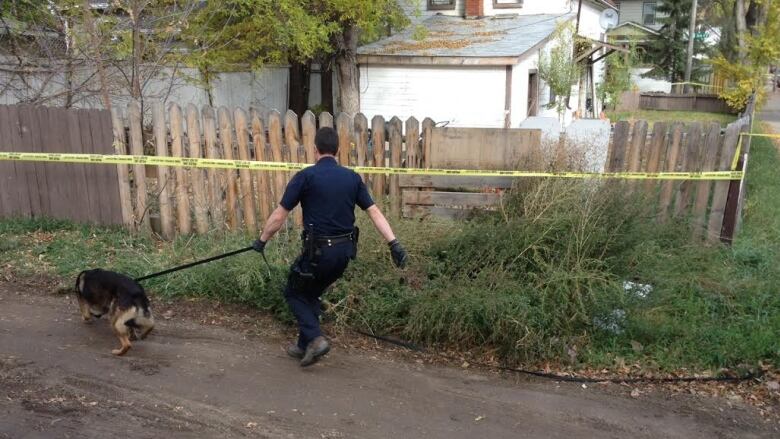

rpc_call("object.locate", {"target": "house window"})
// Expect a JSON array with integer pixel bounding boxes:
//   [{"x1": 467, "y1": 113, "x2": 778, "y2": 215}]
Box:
[
  {"x1": 643, "y1": 2, "x2": 657, "y2": 26},
  {"x1": 494, "y1": 0, "x2": 523, "y2": 8},
  {"x1": 428, "y1": 0, "x2": 456, "y2": 10}
]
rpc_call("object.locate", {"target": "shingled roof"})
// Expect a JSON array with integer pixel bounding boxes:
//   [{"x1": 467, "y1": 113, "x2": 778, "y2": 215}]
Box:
[{"x1": 358, "y1": 13, "x2": 575, "y2": 63}]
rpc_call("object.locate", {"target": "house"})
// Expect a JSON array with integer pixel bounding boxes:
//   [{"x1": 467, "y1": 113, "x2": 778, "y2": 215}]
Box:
[{"x1": 357, "y1": 0, "x2": 619, "y2": 128}]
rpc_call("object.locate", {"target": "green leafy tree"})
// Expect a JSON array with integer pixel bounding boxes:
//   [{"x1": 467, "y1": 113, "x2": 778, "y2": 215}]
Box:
[
  {"x1": 597, "y1": 46, "x2": 636, "y2": 110},
  {"x1": 184, "y1": 0, "x2": 409, "y2": 114},
  {"x1": 643, "y1": 0, "x2": 710, "y2": 83},
  {"x1": 712, "y1": 0, "x2": 780, "y2": 110},
  {"x1": 537, "y1": 23, "x2": 580, "y2": 122}
]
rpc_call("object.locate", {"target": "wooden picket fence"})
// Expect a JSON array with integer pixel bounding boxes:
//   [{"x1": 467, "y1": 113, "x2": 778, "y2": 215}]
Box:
[
  {"x1": 113, "y1": 101, "x2": 437, "y2": 239},
  {"x1": 605, "y1": 118, "x2": 748, "y2": 242},
  {"x1": 0, "y1": 101, "x2": 750, "y2": 245}
]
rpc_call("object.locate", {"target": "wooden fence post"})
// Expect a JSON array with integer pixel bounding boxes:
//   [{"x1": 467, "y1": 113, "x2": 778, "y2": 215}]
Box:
[
  {"x1": 301, "y1": 110, "x2": 317, "y2": 163},
  {"x1": 371, "y1": 115, "x2": 386, "y2": 205},
  {"x1": 250, "y1": 109, "x2": 271, "y2": 224},
  {"x1": 285, "y1": 110, "x2": 304, "y2": 226},
  {"x1": 405, "y1": 117, "x2": 421, "y2": 169},
  {"x1": 152, "y1": 102, "x2": 174, "y2": 239},
  {"x1": 218, "y1": 107, "x2": 240, "y2": 230},
  {"x1": 691, "y1": 123, "x2": 722, "y2": 240},
  {"x1": 319, "y1": 112, "x2": 334, "y2": 129},
  {"x1": 658, "y1": 123, "x2": 684, "y2": 221},
  {"x1": 202, "y1": 106, "x2": 225, "y2": 228},
  {"x1": 712, "y1": 121, "x2": 746, "y2": 243},
  {"x1": 235, "y1": 108, "x2": 257, "y2": 233},
  {"x1": 336, "y1": 112, "x2": 353, "y2": 166},
  {"x1": 389, "y1": 117, "x2": 403, "y2": 218},
  {"x1": 186, "y1": 104, "x2": 210, "y2": 234},
  {"x1": 421, "y1": 118, "x2": 434, "y2": 168},
  {"x1": 354, "y1": 113, "x2": 369, "y2": 181},
  {"x1": 169, "y1": 103, "x2": 192, "y2": 235},
  {"x1": 127, "y1": 100, "x2": 149, "y2": 231},
  {"x1": 110, "y1": 107, "x2": 133, "y2": 228},
  {"x1": 268, "y1": 110, "x2": 287, "y2": 213}
]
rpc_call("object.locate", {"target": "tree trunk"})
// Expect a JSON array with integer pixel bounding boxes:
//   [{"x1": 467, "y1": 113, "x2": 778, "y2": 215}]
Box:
[
  {"x1": 735, "y1": 0, "x2": 748, "y2": 61},
  {"x1": 335, "y1": 24, "x2": 360, "y2": 115},
  {"x1": 200, "y1": 67, "x2": 215, "y2": 107},
  {"x1": 129, "y1": 1, "x2": 143, "y2": 104},
  {"x1": 82, "y1": 0, "x2": 112, "y2": 109},
  {"x1": 288, "y1": 60, "x2": 311, "y2": 116},
  {"x1": 320, "y1": 60, "x2": 334, "y2": 114}
]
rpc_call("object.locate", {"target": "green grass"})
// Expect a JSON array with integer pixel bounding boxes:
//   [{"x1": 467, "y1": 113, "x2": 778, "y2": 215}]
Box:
[
  {"x1": 1, "y1": 130, "x2": 778, "y2": 374},
  {"x1": 607, "y1": 109, "x2": 737, "y2": 127}
]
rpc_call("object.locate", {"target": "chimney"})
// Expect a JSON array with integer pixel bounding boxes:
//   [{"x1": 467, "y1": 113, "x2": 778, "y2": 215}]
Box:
[{"x1": 465, "y1": 0, "x2": 484, "y2": 18}]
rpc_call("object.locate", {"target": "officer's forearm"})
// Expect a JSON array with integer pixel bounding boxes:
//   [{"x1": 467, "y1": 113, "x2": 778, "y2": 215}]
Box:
[
  {"x1": 366, "y1": 205, "x2": 396, "y2": 243},
  {"x1": 260, "y1": 206, "x2": 290, "y2": 242}
]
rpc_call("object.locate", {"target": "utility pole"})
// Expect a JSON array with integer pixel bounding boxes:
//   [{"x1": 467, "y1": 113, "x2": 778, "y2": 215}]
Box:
[{"x1": 683, "y1": 0, "x2": 698, "y2": 94}]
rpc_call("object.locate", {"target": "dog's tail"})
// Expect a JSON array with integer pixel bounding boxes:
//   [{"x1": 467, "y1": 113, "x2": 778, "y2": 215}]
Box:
[{"x1": 75, "y1": 270, "x2": 88, "y2": 294}]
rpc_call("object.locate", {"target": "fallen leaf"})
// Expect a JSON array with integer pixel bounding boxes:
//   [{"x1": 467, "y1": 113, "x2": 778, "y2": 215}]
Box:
[
  {"x1": 766, "y1": 381, "x2": 780, "y2": 391},
  {"x1": 630, "y1": 388, "x2": 640, "y2": 398},
  {"x1": 474, "y1": 415, "x2": 485, "y2": 422}
]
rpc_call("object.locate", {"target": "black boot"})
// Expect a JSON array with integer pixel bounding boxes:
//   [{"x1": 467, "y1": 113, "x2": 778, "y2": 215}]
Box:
[{"x1": 300, "y1": 336, "x2": 330, "y2": 367}]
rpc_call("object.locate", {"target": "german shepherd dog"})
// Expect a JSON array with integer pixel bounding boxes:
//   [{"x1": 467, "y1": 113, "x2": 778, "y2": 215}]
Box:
[{"x1": 75, "y1": 269, "x2": 155, "y2": 356}]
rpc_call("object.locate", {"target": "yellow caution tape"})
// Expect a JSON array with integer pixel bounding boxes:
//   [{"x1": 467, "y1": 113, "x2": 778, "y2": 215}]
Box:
[
  {"x1": 0, "y1": 152, "x2": 743, "y2": 181},
  {"x1": 731, "y1": 132, "x2": 780, "y2": 171}
]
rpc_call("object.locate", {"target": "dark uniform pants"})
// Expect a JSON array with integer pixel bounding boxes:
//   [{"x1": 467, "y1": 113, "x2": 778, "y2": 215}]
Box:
[{"x1": 284, "y1": 241, "x2": 352, "y2": 349}]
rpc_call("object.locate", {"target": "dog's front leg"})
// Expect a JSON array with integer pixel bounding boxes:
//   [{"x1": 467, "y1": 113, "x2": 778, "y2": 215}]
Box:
[{"x1": 77, "y1": 295, "x2": 92, "y2": 321}]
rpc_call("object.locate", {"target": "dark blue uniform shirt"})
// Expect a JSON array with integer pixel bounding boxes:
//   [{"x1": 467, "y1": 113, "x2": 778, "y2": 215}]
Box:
[{"x1": 280, "y1": 156, "x2": 374, "y2": 236}]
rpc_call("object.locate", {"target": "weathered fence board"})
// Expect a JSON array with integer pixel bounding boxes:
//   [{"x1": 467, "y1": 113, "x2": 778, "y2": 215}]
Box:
[
  {"x1": 236, "y1": 108, "x2": 257, "y2": 233},
  {"x1": 128, "y1": 102, "x2": 149, "y2": 230},
  {"x1": 389, "y1": 117, "x2": 403, "y2": 218},
  {"x1": 169, "y1": 103, "x2": 192, "y2": 235},
  {"x1": 371, "y1": 115, "x2": 386, "y2": 206},
  {"x1": 0, "y1": 104, "x2": 121, "y2": 225},
  {"x1": 218, "y1": 107, "x2": 240, "y2": 230},
  {"x1": 691, "y1": 123, "x2": 722, "y2": 239},
  {"x1": 250, "y1": 109, "x2": 271, "y2": 224},
  {"x1": 708, "y1": 121, "x2": 743, "y2": 242},
  {"x1": 658, "y1": 123, "x2": 684, "y2": 221},
  {"x1": 111, "y1": 107, "x2": 133, "y2": 227},
  {"x1": 152, "y1": 102, "x2": 174, "y2": 239},
  {"x1": 188, "y1": 104, "x2": 210, "y2": 234},
  {"x1": 674, "y1": 123, "x2": 703, "y2": 217},
  {"x1": 202, "y1": 106, "x2": 225, "y2": 228}
]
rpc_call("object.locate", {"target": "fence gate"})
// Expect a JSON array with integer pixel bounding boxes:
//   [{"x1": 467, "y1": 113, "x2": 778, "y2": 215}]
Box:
[{"x1": 0, "y1": 104, "x2": 124, "y2": 225}]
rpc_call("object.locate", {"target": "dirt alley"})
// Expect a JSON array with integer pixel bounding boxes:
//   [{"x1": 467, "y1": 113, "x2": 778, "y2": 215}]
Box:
[{"x1": 1, "y1": 280, "x2": 777, "y2": 439}]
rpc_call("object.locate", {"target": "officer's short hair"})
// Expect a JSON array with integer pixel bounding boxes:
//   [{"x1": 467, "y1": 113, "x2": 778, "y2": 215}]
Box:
[{"x1": 315, "y1": 127, "x2": 339, "y2": 155}]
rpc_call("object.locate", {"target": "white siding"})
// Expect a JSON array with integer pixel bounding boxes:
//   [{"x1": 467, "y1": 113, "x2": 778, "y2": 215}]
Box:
[
  {"x1": 359, "y1": 65, "x2": 506, "y2": 127},
  {"x1": 402, "y1": 0, "x2": 574, "y2": 22},
  {"x1": 486, "y1": 0, "x2": 570, "y2": 15},
  {"x1": 618, "y1": 0, "x2": 663, "y2": 30}
]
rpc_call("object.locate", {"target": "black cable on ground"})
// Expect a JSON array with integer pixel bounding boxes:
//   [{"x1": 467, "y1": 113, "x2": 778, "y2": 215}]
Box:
[{"x1": 355, "y1": 330, "x2": 760, "y2": 384}]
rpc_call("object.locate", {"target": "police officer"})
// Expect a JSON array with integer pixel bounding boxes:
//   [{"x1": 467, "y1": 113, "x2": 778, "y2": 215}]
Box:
[{"x1": 252, "y1": 127, "x2": 407, "y2": 367}]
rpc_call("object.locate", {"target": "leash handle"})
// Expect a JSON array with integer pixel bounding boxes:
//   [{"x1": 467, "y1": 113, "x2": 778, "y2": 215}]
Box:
[{"x1": 134, "y1": 246, "x2": 255, "y2": 282}]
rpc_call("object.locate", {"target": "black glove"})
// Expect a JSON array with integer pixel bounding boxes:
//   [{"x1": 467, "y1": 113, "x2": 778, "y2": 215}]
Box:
[
  {"x1": 252, "y1": 239, "x2": 267, "y2": 253},
  {"x1": 388, "y1": 239, "x2": 408, "y2": 269}
]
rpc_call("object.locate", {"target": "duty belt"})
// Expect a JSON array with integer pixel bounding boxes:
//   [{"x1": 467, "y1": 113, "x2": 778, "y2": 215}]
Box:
[{"x1": 315, "y1": 233, "x2": 354, "y2": 247}]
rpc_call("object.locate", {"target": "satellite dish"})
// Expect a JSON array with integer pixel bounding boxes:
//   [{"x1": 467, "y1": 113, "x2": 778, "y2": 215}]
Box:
[{"x1": 599, "y1": 9, "x2": 619, "y2": 31}]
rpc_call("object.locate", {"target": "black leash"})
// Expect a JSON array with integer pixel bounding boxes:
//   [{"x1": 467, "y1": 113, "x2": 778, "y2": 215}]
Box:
[
  {"x1": 355, "y1": 330, "x2": 760, "y2": 384},
  {"x1": 134, "y1": 246, "x2": 263, "y2": 282}
]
